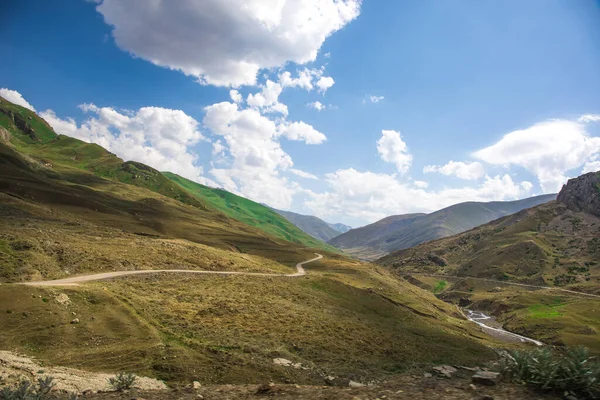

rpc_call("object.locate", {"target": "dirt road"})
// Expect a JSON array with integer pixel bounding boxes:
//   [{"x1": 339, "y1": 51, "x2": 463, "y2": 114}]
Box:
[{"x1": 21, "y1": 254, "x2": 323, "y2": 287}]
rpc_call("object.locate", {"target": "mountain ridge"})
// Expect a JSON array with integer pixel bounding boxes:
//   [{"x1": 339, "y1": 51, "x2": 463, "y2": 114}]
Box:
[{"x1": 329, "y1": 194, "x2": 557, "y2": 260}]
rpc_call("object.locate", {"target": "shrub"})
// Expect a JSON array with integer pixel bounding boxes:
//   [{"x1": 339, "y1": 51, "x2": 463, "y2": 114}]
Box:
[
  {"x1": 501, "y1": 347, "x2": 600, "y2": 399},
  {"x1": 0, "y1": 376, "x2": 57, "y2": 399},
  {"x1": 108, "y1": 372, "x2": 137, "y2": 391}
]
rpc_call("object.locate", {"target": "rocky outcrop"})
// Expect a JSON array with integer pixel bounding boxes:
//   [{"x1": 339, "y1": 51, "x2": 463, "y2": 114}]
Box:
[{"x1": 557, "y1": 171, "x2": 600, "y2": 217}]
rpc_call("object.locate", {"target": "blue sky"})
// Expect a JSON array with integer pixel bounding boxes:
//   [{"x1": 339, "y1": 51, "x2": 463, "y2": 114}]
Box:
[{"x1": 2, "y1": 0, "x2": 600, "y2": 226}]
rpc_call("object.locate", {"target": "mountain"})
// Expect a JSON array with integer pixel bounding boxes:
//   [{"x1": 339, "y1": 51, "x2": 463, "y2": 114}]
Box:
[
  {"x1": 0, "y1": 96, "x2": 497, "y2": 385},
  {"x1": 328, "y1": 222, "x2": 352, "y2": 234},
  {"x1": 271, "y1": 208, "x2": 346, "y2": 242},
  {"x1": 162, "y1": 173, "x2": 339, "y2": 252},
  {"x1": 376, "y1": 171, "x2": 600, "y2": 351},
  {"x1": 329, "y1": 195, "x2": 556, "y2": 260}
]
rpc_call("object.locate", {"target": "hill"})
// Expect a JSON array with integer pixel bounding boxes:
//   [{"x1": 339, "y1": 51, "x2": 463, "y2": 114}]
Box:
[
  {"x1": 163, "y1": 172, "x2": 338, "y2": 251},
  {"x1": 0, "y1": 96, "x2": 336, "y2": 254},
  {"x1": 377, "y1": 172, "x2": 600, "y2": 351},
  {"x1": 271, "y1": 208, "x2": 343, "y2": 242},
  {"x1": 329, "y1": 195, "x2": 556, "y2": 260},
  {"x1": 0, "y1": 96, "x2": 499, "y2": 386}
]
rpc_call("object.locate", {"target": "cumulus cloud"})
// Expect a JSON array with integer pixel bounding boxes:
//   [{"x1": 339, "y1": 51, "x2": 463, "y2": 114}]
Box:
[
  {"x1": 307, "y1": 101, "x2": 326, "y2": 111},
  {"x1": 229, "y1": 90, "x2": 243, "y2": 104},
  {"x1": 578, "y1": 114, "x2": 600, "y2": 123},
  {"x1": 0, "y1": 88, "x2": 36, "y2": 112},
  {"x1": 40, "y1": 105, "x2": 212, "y2": 185},
  {"x1": 316, "y1": 76, "x2": 335, "y2": 93},
  {"x1": 473, "y1": 118, "x2": 600, "y2": 193},
  {"x1": 377, "y1": 130, "x2": 412, "y2": 174},
  {"x1": 246, "y1": 80, "x2": 288, "y2": 115},
  {"x1": 305, "y1": 169, "x2": 533, "y2": 223},
  {"x1": 95, "y1": 0, "x2": 360, "y2": 87},
  {"x1": 423, "y1": 161, "x2": 486, "y2": 180},
  {"x1": 413, "y1": 180, "x2": 429, "y2": 189},
  {"x1": 583, "y1": 160, "x2": 600, "y2": 174},
  {"x1": 203, "y1": 101, "x2": 326, "y2": 208}
]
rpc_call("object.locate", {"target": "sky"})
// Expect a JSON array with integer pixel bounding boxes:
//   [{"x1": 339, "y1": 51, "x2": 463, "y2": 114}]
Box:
[{"x1": 1, "y1": 0, "x2": 600, "y2": 227}]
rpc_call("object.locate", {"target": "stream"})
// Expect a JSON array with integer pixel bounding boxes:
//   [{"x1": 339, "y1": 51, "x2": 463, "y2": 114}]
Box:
[{"x1": 465, "y1": 310, "x2": 543, "y2": 346}]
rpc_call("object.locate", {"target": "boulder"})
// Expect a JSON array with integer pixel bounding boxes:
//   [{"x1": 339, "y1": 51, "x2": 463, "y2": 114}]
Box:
[
  {"x1": 348, "y1": 380, "x2": 364, "y2": 388},
  {"x1": 471, "y1": 371, "x2": 500, "y2": 386},
  {"x1": 70, "y1": 318, "x2": 79, "y2": 324},
  {"x1": 432, "y1": 365, "x2": 457, "y2": 378}
]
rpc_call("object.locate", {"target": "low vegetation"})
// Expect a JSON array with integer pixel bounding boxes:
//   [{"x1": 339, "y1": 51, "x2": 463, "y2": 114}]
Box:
[
  {"x1": 501, "y1": 346, "x2": 600, "y2": 399},
  {"x1": 108, "y1": 373, "x2": 137, "y2": 391},
  {"x1": 0, "y1": 376, "x2": 59, "y2": 400}
]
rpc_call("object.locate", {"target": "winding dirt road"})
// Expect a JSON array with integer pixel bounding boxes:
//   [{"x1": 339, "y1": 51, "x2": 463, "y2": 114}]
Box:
[{"x1": 21, "y1": 254, "x2": 323, "y2": 287}]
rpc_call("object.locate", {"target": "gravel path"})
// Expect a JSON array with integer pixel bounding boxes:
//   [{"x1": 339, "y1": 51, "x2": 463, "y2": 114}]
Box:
[{"x1": 20, "y1": 254, "x2": 323, "y2": 287}]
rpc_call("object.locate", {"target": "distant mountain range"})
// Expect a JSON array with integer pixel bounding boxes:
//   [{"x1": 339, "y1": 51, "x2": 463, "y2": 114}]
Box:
[
  {"x1": 270, "y1": 208, "x2": 352, "y2": 242},
  {"x1": 328, "y1": 194, "x2": 557, "y2": 260}
]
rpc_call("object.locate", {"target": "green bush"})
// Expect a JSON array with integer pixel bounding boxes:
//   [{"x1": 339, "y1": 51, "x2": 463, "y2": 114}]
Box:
[
  {"x1": 501, "y1": 347, "x2": 600, "y2": 399},
  {"x1": 107, "y1": 372, "x2": 137, "y2": 391},
  {"x1": 0, "y1": 376, "x2": 59, "y2": 399}
]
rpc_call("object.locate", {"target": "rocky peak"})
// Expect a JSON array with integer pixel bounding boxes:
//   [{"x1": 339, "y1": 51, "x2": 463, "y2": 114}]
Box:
[{"x1": 557, "y1": 171, "x2": 600, "y2": 217}]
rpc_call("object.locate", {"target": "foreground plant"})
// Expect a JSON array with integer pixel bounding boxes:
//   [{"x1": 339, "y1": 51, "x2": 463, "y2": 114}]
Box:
[
  {"x1": 107, "y1": 372, "x2": 137, "y2": 391},
  {"x1": 0, "y1": 376, "x2": 62, "y2": 400},
  {"x1": 501, "y1": 346, "x2": 600, "y2": 399}
]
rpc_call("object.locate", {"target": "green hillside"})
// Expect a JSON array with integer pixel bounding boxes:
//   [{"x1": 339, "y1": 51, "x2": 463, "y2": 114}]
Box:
[
  {"x1": 0, "y1": 96, "x2": 333, "y2": 252},
  {"x1": 163, "y1": 172, "x2": 339, "y2": 252}
]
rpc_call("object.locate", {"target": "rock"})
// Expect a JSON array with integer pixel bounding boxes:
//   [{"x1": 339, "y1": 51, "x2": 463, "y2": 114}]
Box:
[
  {"x1": 273, "y1": 358, "x2": 293, "y2": 367},
  {"x1": 471, "y1": 371, "x2": 500, "y2": 386},
  {"x1": 196, "y1": 395, "x2": 204, "y2": 399},
  {"x1": 424, "y1": 373, "x2": 432, "y2": 378},
  {"x1": 192, "y1": 381, "x2": 202, "y2": 389},
  {"x1": 557, "y1": 172, "x2": 600, "y2": 217},
  {"x1": 256, "y1": 382, "x2": 275, "y2": 394},
  {"x1": 348, "y1": 381, "x2": 364, "y2": 388},
  {"x1": 54, "y1": 293, "x2": 71, "y2": 306},
  {"x1": 432, "y1": 365, "x2": 457, "y2": 378},
  {"x1": 469, "y1": 384, "x2": 477, "y2": 390},
  {"x1": 70, "y1": 318, "x2": 79, "y2": 324}
]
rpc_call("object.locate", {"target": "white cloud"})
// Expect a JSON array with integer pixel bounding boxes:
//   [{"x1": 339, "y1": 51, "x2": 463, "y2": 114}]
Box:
[
  {"x1": 229, "y1": 90, "x2": 243, "y2": 104},
  {"x1": 583, "y1": 160, "x2": 600, "y2": 174},
  {"x1": 40, "y1": 105, "x2": 213, "y2": 185},
  {"x1": 413, "y1": 180, "x2": 429, "y2": 189},
  {"x1": 307, "y1": 101, "x2": 326, "y2": 111},
  {"x1": 473, "y1": 118, "x2": 600, "y2": 193},
  {"x1": 0, "y1": 88, "x2": 36, "y2": 112},
  {"x1": 363, "y1": 95, "x2": 384, "y2": 104},
  {"x1": 290, "y1": 169, "x2": 318, "y2": 180},
  {"x1": 279, "y1": 69, "x2": 316, "y2": 91},
  {"x1": 202, "y1": 101, "x2": 326, "y2": 208},
  {"x1": 305, "y1": 169, "x2": 532, "y2": 224},
  {"x1": 316, "y1": 76, "x2": 335, "y2": 93},
  {"x1": 578, "y1": 114, "x2": 600, "y2": 123},
  {"x1": 423, "y1": 161, "x2": 486, "y2": 180},
  {"x1": 324, "y1": 52, "x2": 331, "y2": 59},
  {"x1": 95, "y1": 0, "x2": 360, "y2": 87},
  {"x1": 377, "y1": 130, "x2": 412, "y2": 174},
  {"x1": 280, "y1": 121, "x2": 327, "y2": 144},
  {"x1": 246, "y1": 80, "x2": 288, "y2": 115}
]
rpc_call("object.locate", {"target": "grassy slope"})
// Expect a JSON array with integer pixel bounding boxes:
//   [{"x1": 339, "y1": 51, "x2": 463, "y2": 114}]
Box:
[
  {"x1": 163, "y1": 172, "x2": 338, "y2": 252},
  {"x1": 0, "y1": 96, "x2": 333, "y2": 253},
  {"x1": 0, "y1": 97, "x2": 501, "y2": 384},
  {"x1": 331, "y1": 195, "x2": 556, "y2": 260},
  {"x1": 378, "y1": 199, "x2": 600, "y2": 352}
]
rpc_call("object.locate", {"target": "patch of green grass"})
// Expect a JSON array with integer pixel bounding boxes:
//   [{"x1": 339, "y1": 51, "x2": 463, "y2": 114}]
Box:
[
  {"x1": 433, "y1": 280, "x2": 447, "y2": 293},
  {"x1": 163, "y1": 172, "x2": 338, "y2": 253},
  {"x1": 527, "y1": 303, "x2": 564, "y2": 319}
]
